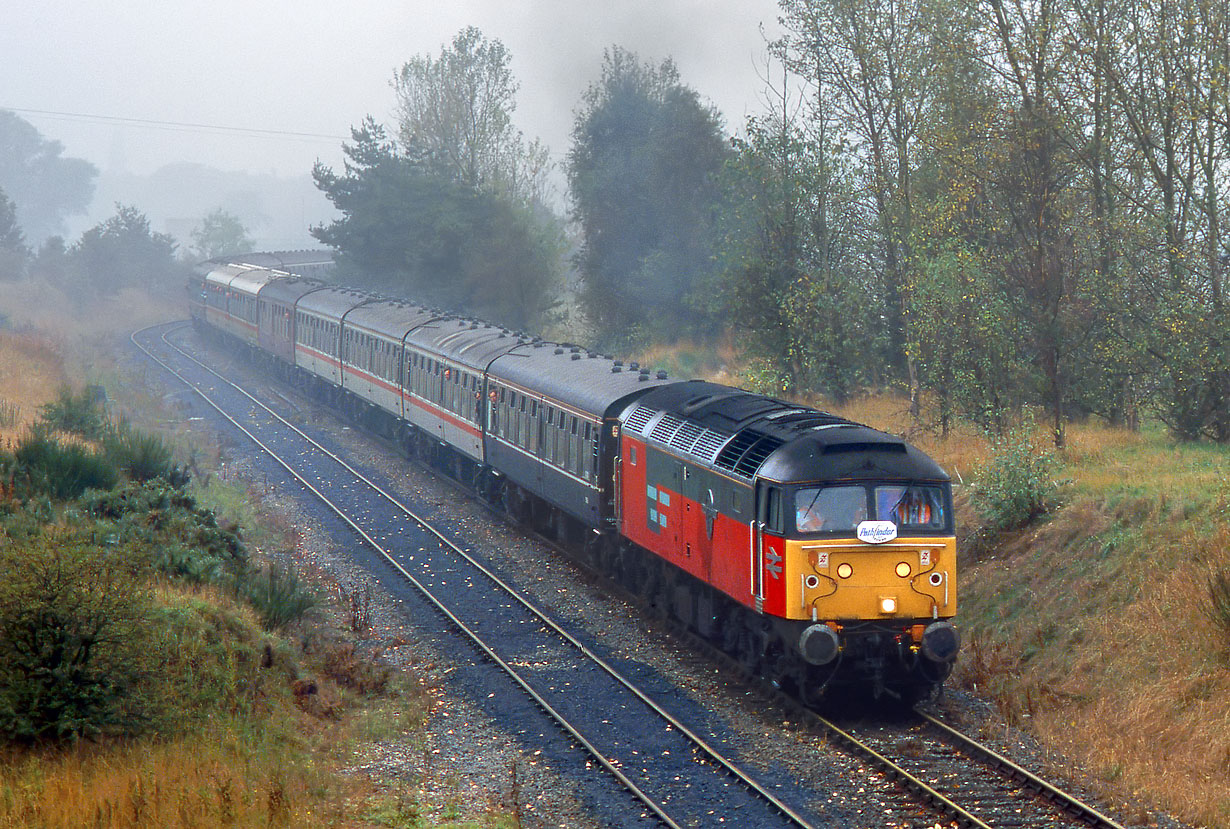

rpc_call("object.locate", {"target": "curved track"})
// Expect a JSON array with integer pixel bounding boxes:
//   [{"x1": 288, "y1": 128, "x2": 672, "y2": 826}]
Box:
[{"x1": 133, "y1": 321, "x2": 822, "y2": 829}]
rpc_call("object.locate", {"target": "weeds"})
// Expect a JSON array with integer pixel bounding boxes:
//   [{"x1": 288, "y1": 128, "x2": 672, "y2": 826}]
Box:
[
  {"x1": 37, "y1": 385, "x2": 107, "y2": 439},
  {"x1": 238, "y1": 563, "x2": 317, "y2": 631},
  {"x1": 13, "y1": 427, "x2": 119, "y2": 499},
  {"x1": 1208, "y1": 571, "x2": 1230, "y2": 651},
  {"x1": 0, "y1": 398, "x2": 18, "y2": 429},
  {"x1": 103, "y1": 417, "x2": 189, "y2": 485},
  {"x1": 336, "y1": 579, "x2": 375, "y2": 633}
]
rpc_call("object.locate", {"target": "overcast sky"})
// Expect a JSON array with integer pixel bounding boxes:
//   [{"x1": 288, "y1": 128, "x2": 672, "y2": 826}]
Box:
[{"x1": 5, "y1": 1, "x2": 784, "y2": 183}]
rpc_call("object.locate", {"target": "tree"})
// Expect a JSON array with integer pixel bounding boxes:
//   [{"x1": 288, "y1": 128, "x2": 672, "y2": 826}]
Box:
[
  {"x1": 713, "y1": 56, "x2": 883, "y2": 401},
  {"x1": 779, "y1": 0, "x2": 948, "y2": 412},
  {"x1": 0, "y1": 186, "x2": 28, "y2": 280},
  {"x1": 70, "y1": 204, "x2": 185, "y2": 297},
  {"x1": 0, "y1": 111, "x2": 97, "y2": 243},
  {"x1": 312, "y1": 118, "x2": 562, "y2": 331},
  {"x1": 567, "y1": 47, "x2": 731, "y2": 347},
  {"x1": 393, "y1": 27, "x2": 550, "y2": 204},
  {"x1": 189, "y1": 209, "x2": 253, "y2": 261}
]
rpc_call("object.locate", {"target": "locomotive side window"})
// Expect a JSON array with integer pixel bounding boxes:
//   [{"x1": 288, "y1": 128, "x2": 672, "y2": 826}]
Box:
[
  {"x1": 795, "y1": 486, "x2": 867, "y2": 533},
  {"x1": 874, "y1": 485, "x2": 947, "y2": 530},
  {"x1": 764, "y1": 487, "x2": 783, "y2": 533}
]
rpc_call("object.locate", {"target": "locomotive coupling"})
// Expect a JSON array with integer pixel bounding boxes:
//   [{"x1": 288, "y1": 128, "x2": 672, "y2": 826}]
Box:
[
  {"x1": 799, "y1": 623, "x2": 841, "y2": 665},
  {"x1": 920, "y1": 620, "x2": 960, "y2": 662}
]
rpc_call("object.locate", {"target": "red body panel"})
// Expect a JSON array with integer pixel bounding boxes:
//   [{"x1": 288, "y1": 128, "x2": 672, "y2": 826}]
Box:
[{"x1": 620, "y1": 435, "x2": 768, "y2": 613}]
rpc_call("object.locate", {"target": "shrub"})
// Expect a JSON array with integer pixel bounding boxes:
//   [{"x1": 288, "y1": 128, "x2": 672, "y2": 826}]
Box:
[
  {"x1": 79, "y1": 480, "x2": 248, "y2": 580},
  {"x1": 236, "y1": 563, "x2": 317, "y2": 631},
  {"x1": 971, "y1": 425, "x2": 1065, "y2": 532},
  {"x1": 0, "y1": 530, "x2": 162, "y2": 743},
  {"x1": 37, "y1": 386, "x2": 107, "y2": 440},
  {"x1": 102, "y1": 420, "x2": 189, "y2": 485},
  {"x1": 13, "y1": 428, "x2": 118, "y2": 500}
]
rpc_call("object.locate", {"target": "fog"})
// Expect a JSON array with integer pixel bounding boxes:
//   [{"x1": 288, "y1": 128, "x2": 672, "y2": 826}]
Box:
[{"x1": 5, "y1": 1, "x2": 782, "y2": 247}]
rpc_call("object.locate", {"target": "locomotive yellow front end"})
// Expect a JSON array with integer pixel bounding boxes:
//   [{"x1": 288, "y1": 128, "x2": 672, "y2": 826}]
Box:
[{"x1": 781, "y1": 480, "x2": 960, "y2": 693}]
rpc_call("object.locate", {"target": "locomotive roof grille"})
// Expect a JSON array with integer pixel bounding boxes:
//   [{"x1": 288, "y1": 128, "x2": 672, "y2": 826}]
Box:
[
  {"x1": 692, "y1": 429, "x2": 730, "y2": 460},
  {"x1": 625, "y1": 405, "x2": 655, "y2": 434},
  {"x1": 715, "y1": 430, "x2": 785, "y2": 478},
  {"x1": 649, "y1": 413, "x2": 685, "y2": 444}
]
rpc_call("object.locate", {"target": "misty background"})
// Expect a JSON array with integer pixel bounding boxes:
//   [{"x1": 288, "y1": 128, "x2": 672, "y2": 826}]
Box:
[{"x1": 5, "y1": 0, "x2": 781, "y2": 248}]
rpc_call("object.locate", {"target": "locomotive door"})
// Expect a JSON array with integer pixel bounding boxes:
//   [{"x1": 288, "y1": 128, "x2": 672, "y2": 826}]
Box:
[
  {"x1": 752, "y1": 481, "x2": 769, "y2": 612},
  {"x1": 753, "y1": 481, "x2": 786, "y2": 616}
]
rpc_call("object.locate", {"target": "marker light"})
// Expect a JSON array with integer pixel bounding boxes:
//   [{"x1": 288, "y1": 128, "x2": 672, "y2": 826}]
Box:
[
  {"x1": 895, "y1": 562, "x2": 912, "y2": 578},
  {"x1": 837, "y1": 563, "x2": 853, "y2": 579},
  {"x1": 879, "y1": 597, "x2": 898, "y2": 614}
]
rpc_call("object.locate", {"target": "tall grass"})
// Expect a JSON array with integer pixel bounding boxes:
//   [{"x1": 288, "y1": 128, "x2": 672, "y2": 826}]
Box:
[
  {"x1": 237, "y1": 563, "x2": 318, "y2": 631},
  {"x1": 13, "y1": 427, "x2": 119, "y2": 499},
  {"x1": 0, "y1": 398, "x2": 17, "y2": 429}
]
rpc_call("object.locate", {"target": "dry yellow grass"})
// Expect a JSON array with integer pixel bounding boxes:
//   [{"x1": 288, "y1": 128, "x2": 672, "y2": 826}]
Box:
[
  {"x1": 0, "y1": 277, "x2": 179, "y2": 342},
  {"x1": 0, "y1": 276, "x2": 181, "y2": 444},
  {"x1": 0, "y1": 331, "x2": 66, "y2": 446},
  {"x1": 0, "y1": 730, "x2": 361, "y2": 828}
]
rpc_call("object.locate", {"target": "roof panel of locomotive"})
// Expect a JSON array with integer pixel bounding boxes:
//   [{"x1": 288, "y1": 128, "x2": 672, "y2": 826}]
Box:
[
  {"x1": 405, "y1": 317, "x2": 528, "y2": 373},
  {"x1": 622, "y1": 380, "x2": 948, "y2": 484},
  {"x1": 259, "y1": 276, "x2": 328, "y2": 305},
  {"x1": 490, "y1": 344, "x2": 671, "y2": 419},
  {"x1": 343, "y1": 298, "x2": 440, "y2": 341},
  {"x1": 295, "y1": 286, "x2": 375, "y2": 319}
]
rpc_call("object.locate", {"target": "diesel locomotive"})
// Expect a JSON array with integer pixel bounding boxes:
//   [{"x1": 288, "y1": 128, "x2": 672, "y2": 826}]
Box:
[{"x1": 191, "y1": 257, "x2": 959, "y2": 702}]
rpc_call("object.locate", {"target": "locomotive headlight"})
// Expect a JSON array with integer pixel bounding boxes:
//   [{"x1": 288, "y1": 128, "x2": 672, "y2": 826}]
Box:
[
  {"x1": 879, "y1": 597, "x2": 898, "y2": 614},
  {"x1": 836, "y1": 563, "x2": 853, "y2": 579},
  {"x1": 895, "y1": 561, "x2": 911, "y2": 578}
]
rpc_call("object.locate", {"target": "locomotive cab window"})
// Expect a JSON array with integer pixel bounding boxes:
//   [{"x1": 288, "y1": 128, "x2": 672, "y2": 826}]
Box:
[
  {"x1": 762, "y1": 487, "x2": 784, "y2": 533},
  {"x1": 874, "y1": 484, "x2": 947, "y2": 530},
  {"x1": 794, "y1": 485, "x2": 867, "y2": 533}
]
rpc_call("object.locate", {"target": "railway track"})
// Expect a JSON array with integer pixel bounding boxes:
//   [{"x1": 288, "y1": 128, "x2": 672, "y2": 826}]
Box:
[
  {"x1": 133, "y1": 321, "x2": 1135, "y2": 829},
  {"x1": 806, "y1": 707, "x2": 1128, "y2": 829},
  {"x1": 133, "y1": 321, "x2": 822, "y2": 828}
]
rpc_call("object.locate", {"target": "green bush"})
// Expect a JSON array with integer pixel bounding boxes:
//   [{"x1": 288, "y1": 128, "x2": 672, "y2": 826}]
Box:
[
  {"x1": 0, "y1": 530, "x2": 162, "y2": 743},
  {"x1": 37, "y1": 386, "x2": 108, "y2": 440},
  {"x1": 80, "y1": 480, "x2": 248, "y2": 581},
  {"x1": 236, "y1": 563, "x2": 317, "y2": 631},
  {"x1": 102, "y1": 420, "x2": 189, "y2": 486},
  {"x1": 971, "y1": 425, "x2": 1065, "y2": 532},
  {"x1": 13, "y1": 429, "x2": 118, "y2": 500}
]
